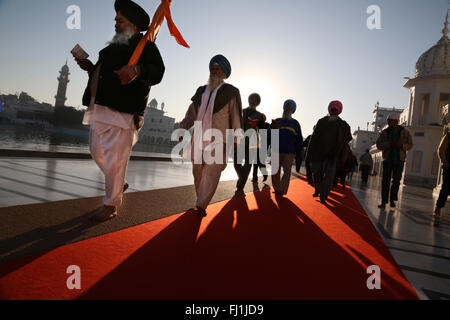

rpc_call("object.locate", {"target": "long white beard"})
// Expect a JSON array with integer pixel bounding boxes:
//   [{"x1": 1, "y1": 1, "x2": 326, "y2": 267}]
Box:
[
  {"x1": 108, "y1": 26, "x2": 135, "y2": 45},
  {"x1": 207, "y1": 75, "x2": 225, "y2": 91}
]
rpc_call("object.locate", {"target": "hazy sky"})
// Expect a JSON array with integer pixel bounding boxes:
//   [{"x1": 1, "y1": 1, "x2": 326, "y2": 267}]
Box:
[{"x1": 0, "y1": 0, "x2": 448, "y2": 136}]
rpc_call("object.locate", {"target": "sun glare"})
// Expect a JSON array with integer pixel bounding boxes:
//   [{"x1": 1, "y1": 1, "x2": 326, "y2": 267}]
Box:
[{"x1": 235, "y1": 76, "x2": 282, "y2": 122}]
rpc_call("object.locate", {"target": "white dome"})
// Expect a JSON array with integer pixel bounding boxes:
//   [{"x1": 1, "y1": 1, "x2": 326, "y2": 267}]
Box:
[{"x1": 415, "y1": 12, "x2": 450, "y2": 78}]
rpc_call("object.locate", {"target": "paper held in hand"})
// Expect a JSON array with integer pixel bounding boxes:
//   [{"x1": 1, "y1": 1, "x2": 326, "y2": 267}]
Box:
[{"x1": 71, "y1": 44, "x2": 89, "y2": 60}]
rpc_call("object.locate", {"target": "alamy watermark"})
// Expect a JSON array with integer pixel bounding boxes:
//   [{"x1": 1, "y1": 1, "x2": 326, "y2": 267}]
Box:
[
  {"x1": 366, "y1": 265, "x2": 381, "y2": 290},
  {"x1": 171, "y1": 123, "x2": 280, "y2": 174},
  {"x1": 66, "y1": 5, "x2": 381, "y2": 31},
  {"x1": 66, "y1": 5, "x2": 81, "y2": 30},
  {"x1": 367, "y1": 5, "x2": 381, "y2": 30},
  {"x1": 66, "y1": 265, "x2": 81, "y2": 290}
]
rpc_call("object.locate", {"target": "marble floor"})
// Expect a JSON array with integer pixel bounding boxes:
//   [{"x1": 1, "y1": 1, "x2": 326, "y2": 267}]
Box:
[
  {"x1": 0, "y1": 157, "x2": 239, "y2": 207},
  {"x1": 0, "y1": 157, "x2": 449, "y2": 299},
  {"x1": 349, "y1": 175, "x2": 450, "y2": 300}
]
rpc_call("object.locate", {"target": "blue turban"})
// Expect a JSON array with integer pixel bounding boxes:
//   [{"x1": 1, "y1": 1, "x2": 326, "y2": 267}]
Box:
[
  {"x1": 283, "y1": 99, "x2": 297, "y2": 114},
  {"x1": 209, "y1": 54, "x2": 231, "y2": 78}
]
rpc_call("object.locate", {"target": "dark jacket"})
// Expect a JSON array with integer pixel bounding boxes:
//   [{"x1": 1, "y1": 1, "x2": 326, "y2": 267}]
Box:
[
  {"x1": 238, "y1": 107, "x2": 266, "y2": 151},
  {"x1": 306, "y1": 115, "x2": 352, "y2": 162},
  {"x1": 303, "y1": 135, "x2": 311, "y2": 148},
  {"x1": 272, "y1": 118, "x2": 303, "y2": 156},
  {"x1": 359, "y1": 152, "x2": 373, "y2": 168},
  {"x1": 376, "y1": 125, "x2": 413, "y2": 162},
  {"x1": 438, "y1": 132, "x2": 450, "y2": 166},
  {"x1": 82, "y1": 33, "x2": 165, "y2": 117},
  {"x1": 260, "y1": 122, "x2": 271, "y2": 149},
  {"x1": 242, "y1": 107, "x2": 265, "y2": 131}
]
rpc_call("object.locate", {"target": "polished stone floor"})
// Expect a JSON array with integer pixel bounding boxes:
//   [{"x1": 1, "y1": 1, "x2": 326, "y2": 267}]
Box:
[
  {"x1": 0, "y1": 157, "x2": 239, "y2": 207},
  {"x1": 349, "y1": 175, "x2": 450, "y2": 300},
  {"x1": 0, "y1": 157, "x2": 449, "y2": 299}
]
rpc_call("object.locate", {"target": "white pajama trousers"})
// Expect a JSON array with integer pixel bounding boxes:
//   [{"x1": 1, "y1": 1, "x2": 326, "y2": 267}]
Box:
[
  {"x1": 89, "y1": 121, "x2": 134, "y2": 207},
  {"x1": 193, "y1": 163, "x2": 227, "y2": 210}
]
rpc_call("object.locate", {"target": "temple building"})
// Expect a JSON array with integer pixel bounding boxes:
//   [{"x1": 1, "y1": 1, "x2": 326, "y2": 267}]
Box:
[
  {"x1": 401, "y1": 11, "x2": 450, "y2": 189},
  {"x1": 354, "y1": 12, "x2": 450, "y2": 190},
  {"x1": 371, "y1": 102, "x2": 403, "y2": 132},
  {"x1": 135, "y1": 99, "x2": 176, "y2": 154},
  {"x1": 352, "y1": 103, "x2": 403, "y2": 170}
]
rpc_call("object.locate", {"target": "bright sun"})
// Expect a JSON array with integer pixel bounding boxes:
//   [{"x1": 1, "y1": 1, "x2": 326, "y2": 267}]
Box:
[{"x1": 235, "y1": 76, "x2": 281, "y2": 121}]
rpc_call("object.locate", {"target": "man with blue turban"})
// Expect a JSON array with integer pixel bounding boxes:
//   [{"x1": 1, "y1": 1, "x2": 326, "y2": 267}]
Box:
[
  {"x1": 270, "y1": 100, "x2": 303, "y2": 196},
  {"x1": 179, "y1": 54, "x2": 243, "y2": 217}
]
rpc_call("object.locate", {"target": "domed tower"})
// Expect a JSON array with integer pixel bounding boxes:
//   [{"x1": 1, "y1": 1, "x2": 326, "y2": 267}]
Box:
[
  {"x1": 402, "y1": 11, "x2": 450, "y2": 189},
  {"x1": 55, "y1": 61, "x2": 70, "y2": 108}
]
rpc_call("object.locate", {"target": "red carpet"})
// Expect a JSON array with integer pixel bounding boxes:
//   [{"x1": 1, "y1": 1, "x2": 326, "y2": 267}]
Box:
[{"x1": 0, "y1": 178, "x2": 418, "y2": 299}]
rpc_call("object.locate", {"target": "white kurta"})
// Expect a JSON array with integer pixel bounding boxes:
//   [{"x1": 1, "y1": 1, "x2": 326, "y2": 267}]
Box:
[
  {"x1": 86, "y1": 97, "x2": 136, "y2": 207},
  {"x1": 180, "y1": 87, "x2": 242, "y2": 209}
]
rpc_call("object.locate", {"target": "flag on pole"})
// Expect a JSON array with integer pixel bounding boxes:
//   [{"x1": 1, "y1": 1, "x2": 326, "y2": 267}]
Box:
[{"x1": 126, "y1": 0, "x2": 189, "y2": 69}]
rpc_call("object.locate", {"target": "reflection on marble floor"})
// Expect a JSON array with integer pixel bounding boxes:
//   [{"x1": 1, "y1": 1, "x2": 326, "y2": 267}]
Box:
[
  {"x1": 0, "y1": 157, "x2": 241, "y2": 208},
  {"x1": 349, "y1": 173, "x2": 450, "y2": 300}
]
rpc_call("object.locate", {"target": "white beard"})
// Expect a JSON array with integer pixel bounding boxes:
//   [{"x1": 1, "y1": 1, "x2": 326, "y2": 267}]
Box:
[
  {"x1": 108, "y1": 26, "x2": 135, "y2": 45},
  {"x1": 207, "y1": 75, "x2": 225, "y2": 91}
]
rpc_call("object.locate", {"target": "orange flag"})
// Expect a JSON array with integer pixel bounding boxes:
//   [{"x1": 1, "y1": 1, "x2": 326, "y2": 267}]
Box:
[
  {"x1": 161, "y1": 0, "x2": 189, "y2": 48},
  {"x1": 126, "y1": 0, "x2": 189, "y2": 68}
]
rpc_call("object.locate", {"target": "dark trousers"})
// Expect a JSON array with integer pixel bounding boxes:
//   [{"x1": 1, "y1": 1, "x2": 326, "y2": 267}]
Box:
[
  {"x1": 437, "y1": 169, "x2": 450, "y2": 208},
  {"x1": 306, "y1": 160, "x2": 313, "y2": 184},
  {"x1": 334, "y1": 169, "x2": 346, "y2": 186},
  {"x1": 347, "y1": 170, "x2": 354, "y2": 181},
  {"x1": 311, "y1": 159, "x2": 337, "y2": 202},
  {"x1": 360, "y1": 165, "x2": 371, "y2": 183},
  {"x1": 295, "y1": 154, "x2": 303, "y2": 173},
  {"x1": 235, "y1": 163, "x2": 251, "y2": 189},
  {"x1": 381, "y1": 160, "x2": 404, "y2": 204},
  {"x1": 234, "y1": 140, "x2": 259, "y2": 189},
  {"x1": 252, "y1": 151, "x2": 268, "y2": 180},
  {"x1": 234, "y1": 151, "x2": 252, "y2": 190}
]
